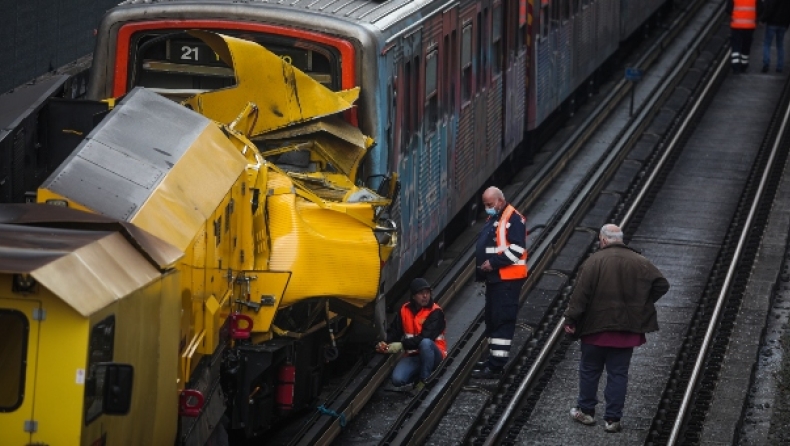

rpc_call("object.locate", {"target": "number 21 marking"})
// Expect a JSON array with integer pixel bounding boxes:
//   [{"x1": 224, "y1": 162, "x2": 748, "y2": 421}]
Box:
[{"x1": 181, "y1": 46, "x2": 199, "y2": 61}]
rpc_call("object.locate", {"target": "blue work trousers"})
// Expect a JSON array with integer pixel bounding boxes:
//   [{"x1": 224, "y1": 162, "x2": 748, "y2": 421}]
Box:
[
  {"x1": 484, "y1": 279, "x2": 523, "y2": 369},
  {"x1": 763, "y1": 25, "x2": 787, "y2": 71},
  {"x1": 391, "y1": 338, "x2": 443, "y2": 386},
  {"x1": 577, "y1": 343, "x2": 634, "y2": 421}
]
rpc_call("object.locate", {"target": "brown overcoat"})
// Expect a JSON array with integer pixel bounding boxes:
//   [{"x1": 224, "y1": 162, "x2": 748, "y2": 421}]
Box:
[{"x1": 564, "y1": 243, "x2": 669, "y2": 337}]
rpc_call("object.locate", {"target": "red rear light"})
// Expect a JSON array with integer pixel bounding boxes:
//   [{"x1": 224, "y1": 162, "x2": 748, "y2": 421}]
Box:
[{"x1": 179, "y1": 389, "x2": 205, "y2": 417}]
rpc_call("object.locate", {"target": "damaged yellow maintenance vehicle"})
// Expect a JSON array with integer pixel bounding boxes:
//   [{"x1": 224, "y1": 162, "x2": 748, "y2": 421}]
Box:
[{"x1": 0, "y1": 32, "x2": 397, "y2": 445}]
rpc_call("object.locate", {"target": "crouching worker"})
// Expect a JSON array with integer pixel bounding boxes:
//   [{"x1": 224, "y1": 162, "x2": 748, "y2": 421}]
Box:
[{"x1": 376, "y1": 278, "x2": 447, "y2": 390}]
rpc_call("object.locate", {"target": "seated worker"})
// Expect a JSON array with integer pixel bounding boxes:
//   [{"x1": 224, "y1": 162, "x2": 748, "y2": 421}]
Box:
[{"x1": 376, "y1": 278, "x2": 447, "y2": 390}]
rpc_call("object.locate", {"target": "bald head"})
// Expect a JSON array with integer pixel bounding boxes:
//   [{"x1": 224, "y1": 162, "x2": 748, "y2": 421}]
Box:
[
  {"x1": 599, "y1": 224, "x2": 624, "y2": 247},
  {"x1": 482, "y1": 187, "x2": 506, "y2": 215}
]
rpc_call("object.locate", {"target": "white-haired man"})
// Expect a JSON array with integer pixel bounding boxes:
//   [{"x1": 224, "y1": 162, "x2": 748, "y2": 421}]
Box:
[{"x1": 564, "y1": 224, "x2": 669, "y2": 433}]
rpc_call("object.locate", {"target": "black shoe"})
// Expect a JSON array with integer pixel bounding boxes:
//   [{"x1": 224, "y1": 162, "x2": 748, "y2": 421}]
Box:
[
  {"x1": 473, "y1": 360, "x2": 488, "y2": 371},
  {"x1": 471, "y1": 366, "x2": 503, "y2": 379},
  {"x1": 763, "y1": 64, "x2": 770, "y2": 73}
]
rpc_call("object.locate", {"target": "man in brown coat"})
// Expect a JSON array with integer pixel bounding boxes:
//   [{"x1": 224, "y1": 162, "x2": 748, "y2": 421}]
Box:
[{"x1": 563, "y1": 224, "x2": 669, "y2": 433}]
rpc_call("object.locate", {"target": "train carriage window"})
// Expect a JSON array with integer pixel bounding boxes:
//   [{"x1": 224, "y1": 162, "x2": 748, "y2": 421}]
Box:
[
  {"x1": 461, "y1": 24, "x2": 473, "y2": 104},
  {"x1": 130, "y1": 31, "x2": 341, "y2": 101},
  {"x1": 0, "y1": 310, "x2": 28, "y2": 412},
  {"x1": 425, "y1": 50, "x2": 439, "y2": 132},
  {"x1": 403, "y1": 61, "x2": 412, "y2": 141},
  {"x1": 493, "y1": 5, "x2": 503, "y2": 76},
  {"x1": 84, "y1": 315, "x2": 116, "y2": 424},
  {"x1": 574, "y1": 0, "x2": 582, "y2": 15},
  {"x1": 562, "y1": 0, "x2": 570, "y2": 22}
]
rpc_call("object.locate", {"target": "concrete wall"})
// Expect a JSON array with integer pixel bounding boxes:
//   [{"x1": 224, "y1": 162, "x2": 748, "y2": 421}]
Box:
[{"x1": 0, "y1": 0, "x2": 120, "y2": 94}]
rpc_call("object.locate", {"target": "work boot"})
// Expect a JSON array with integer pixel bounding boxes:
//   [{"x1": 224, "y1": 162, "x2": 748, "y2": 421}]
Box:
[{"x1": 471, "y1": 366, "x2": 503, "y2": 379}]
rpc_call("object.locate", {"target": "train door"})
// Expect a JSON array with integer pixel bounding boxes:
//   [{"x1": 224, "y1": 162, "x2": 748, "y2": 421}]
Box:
[
  {"x1": 0, "y1": 299, "x2": 41, "y2": 445},
  {"x1": 419, "y1": 16, "x2": 445, "y2": 248},
  {"x1": 442, "y1": 6, "x2": 459, "y2": 214},
  {"x1": 396, "y1": 34, "x2": 423, "y2": 267},
  {"x1": 502, "y1": 0, "x2": 527, "y2": 154},
  {"x1": 486, "y1": 0, "x2": 504, "y2": 166},
  {"x1": 534, "y1": 0, "x2": 555, "y2": 126},
  {"x1": 454, "y1": 7, "x2": 479, "y2": 207}
]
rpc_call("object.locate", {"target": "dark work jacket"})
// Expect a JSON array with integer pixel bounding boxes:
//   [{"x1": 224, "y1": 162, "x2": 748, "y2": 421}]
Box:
[
  {"x1": 563, "y1": 243, "x2": 670, "y2": 337},
  {"x1": 474, "y1": 203, "x2": 528, "y2": 283},
  {"x1": 761, "y1": 0, "x2": 790, "y2": 27},
  {"x1": 386, "y1": 297, "x2": 446, "y2": 351}
]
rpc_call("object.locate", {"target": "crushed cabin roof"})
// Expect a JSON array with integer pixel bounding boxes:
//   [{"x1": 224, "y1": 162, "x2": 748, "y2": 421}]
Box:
[{"x1": 0, "y1": 204, "x2": 183, "y2": 317}]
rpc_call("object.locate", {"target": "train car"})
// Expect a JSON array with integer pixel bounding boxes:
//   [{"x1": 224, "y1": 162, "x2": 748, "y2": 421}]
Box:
[
  {"x1": 85, "y1": 0, "x2": 669, "y2": 294},
  {"x1": 0, "y1": 203, "x2": 182, "y2": 446}
]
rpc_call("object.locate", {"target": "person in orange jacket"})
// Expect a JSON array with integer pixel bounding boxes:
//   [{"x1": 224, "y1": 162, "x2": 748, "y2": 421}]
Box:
[
  {"x1": 728, "y1": 0, "x2": 763, "y2": 73},
  {"x1": 471, "y1": 186, "x2": 528, "y2": 379},
  {"x1": 376, "y1": 278, "x2": 447, "y2": 390}
]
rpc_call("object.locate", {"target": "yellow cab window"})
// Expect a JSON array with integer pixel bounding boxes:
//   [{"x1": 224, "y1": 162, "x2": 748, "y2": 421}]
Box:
[{"x1": 0, "y1": 310, "x2": 29, "y2": 411}]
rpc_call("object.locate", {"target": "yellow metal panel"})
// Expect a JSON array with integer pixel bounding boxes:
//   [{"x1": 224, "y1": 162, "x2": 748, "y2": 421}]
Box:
[
  {"x1": 31, "y1": 232, "x2": 162, "y2": 317},
  {"x1": 266, "y1": 195, "x2": 380, "y2": 304},
  {"x1": 258, "y1": 116, "x2": 371, "y2": 180},
  {"x1": 183, "y1": 31, "x2": 359, "y2": 136},
  {"x1": 246, "y1": 271, "x2": 290, "y2": 333},
  {"x1": 130, "y1": 123, "x2": 248, "y2": 252}
]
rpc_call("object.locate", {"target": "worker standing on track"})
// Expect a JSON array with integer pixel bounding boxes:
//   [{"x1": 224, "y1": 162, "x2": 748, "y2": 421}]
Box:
[
  {"x1": 376, "y1": 278, "x2": 447, "y2": 391},
  {"x1": 471, "y1": 186, "x2": 528, "y2": 379},
  {"x1": 728, "y1": 0, "x2": 762, "y2": 73}
]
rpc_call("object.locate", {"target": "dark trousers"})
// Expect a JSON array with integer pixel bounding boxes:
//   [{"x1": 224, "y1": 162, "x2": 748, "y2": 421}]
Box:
[
  {"x1": 484, "y1": 279, "x2": 523, "y2": 369},
  {"x1": 391, "y1": 338, "x2": 443, "y2": 386},
  {"x1": 577, "y1": 343, "x2": 634, "y2": 421},
  {"x1": 731, "y1": 28, "x2": 755, "y2": 72}
]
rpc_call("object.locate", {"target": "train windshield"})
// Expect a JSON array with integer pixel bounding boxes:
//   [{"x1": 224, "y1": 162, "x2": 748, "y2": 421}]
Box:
[
  {"x1": 0, "y1": 310, "x2": 28, "y2": 411},
  {"x1": 128, "y1": 30, "x2": 341, "y2": 101}
]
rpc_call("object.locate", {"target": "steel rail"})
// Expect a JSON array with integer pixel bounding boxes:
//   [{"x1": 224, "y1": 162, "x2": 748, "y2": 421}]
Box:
[
  {"x1": 480, "y1": 6, "x2": 728, "y2": 445},
  {"x1": 294, "y1": 1, "x2": 713, "y2": 444},
  {"x1": 666, "y1": 59, "x2": 790, "y2": 446}
]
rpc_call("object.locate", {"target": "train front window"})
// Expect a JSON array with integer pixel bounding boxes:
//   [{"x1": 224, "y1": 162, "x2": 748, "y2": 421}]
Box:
[
  {"x1": 0, "y1": 310, "x2": 28, "y2": 412},
  {"x1": 129, "y1": 31, "x2": 340, "y2": 101}
]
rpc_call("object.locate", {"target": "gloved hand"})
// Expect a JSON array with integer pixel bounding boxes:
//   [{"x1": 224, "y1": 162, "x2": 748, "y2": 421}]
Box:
[{"x1": 387, "y1": 342, "x2": 403, "y2": 353}]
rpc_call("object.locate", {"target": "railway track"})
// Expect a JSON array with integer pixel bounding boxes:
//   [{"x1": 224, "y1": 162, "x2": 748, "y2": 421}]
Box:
[{"x1": 264, "y1": 1, "x2": 730, "y2": 444}]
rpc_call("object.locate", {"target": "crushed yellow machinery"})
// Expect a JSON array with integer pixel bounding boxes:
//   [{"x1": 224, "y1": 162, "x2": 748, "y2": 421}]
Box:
[{"x1": 0, "y1": 31, "x2": 398, "y2": 444}]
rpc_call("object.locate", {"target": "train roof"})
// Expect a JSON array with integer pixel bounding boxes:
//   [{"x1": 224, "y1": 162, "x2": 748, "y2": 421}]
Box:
[
  {"x1": 0, "y1": 204, "x2": 183, "y2": 317},
  {"x1": 113, "y1": 0, "x2": 444, "y2": 33}
]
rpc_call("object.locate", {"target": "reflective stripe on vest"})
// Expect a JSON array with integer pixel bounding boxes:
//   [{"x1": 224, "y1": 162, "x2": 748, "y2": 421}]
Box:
[
  {"x1": 731, "y1": 0, "x2": 756, "y2": 29},
  {"x1": 495, "y1": 205, "x2": 529, "y2": 280},
  {"x1": 400, "y1": 302, "x2": 447, "y2": 358}
]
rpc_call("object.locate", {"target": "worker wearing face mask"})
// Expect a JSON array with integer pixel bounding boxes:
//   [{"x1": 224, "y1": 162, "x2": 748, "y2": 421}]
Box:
[{"x1": 471, "y1": 186, "x2": 528, "y2": 379}]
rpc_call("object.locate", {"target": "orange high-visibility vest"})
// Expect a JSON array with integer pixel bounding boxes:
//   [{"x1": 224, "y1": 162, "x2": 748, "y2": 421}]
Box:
[
  {"x1": 731, "y1": 0, "x2": 757, "y2": 29},
  {"x1": 400, "y1": 302, "x2": 447, "y2": 358},
  {"x1": 495, "y1": 204, "x2": 528, "y2": 280}
]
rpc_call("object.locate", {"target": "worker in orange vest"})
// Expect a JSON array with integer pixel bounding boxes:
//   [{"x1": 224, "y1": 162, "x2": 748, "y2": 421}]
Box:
[
  {"x1": 728, "y1": 0, "x2": 762, "y2": 73},
  {"x1": 472, "y1": 186, "x2": 528, "y2": 379},
  {"x1": 376, "y1": 278, "x2": 447, "y2": 391}
]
